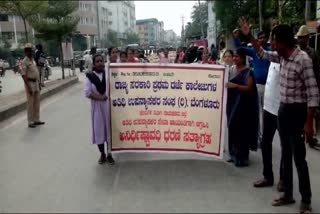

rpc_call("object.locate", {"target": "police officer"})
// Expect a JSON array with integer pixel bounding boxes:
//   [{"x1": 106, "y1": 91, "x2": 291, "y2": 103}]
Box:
[{"x1": 21, "y1": 43, "x2": 45, "y2": 128}]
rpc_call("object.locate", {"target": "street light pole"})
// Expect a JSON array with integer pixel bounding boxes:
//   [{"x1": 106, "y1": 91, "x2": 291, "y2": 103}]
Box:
[
  {"x1": 96, "y1": 0, "x2": 101, "y2": 48},
  {"x1": 305, "y1": 0, "x2": 311, "y2": 22},
  {"x1": 198, "y1": 0, "x2": 204, "y2": 39}
]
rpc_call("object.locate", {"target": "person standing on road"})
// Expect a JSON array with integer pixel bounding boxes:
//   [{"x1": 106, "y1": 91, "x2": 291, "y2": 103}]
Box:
[
  {"x1": 119, "y1": 51, "x2": 127, "y2": 63},
  {"x1": 218, "y1": 40, "x2": 226, "y2": 64},
  {"x1": 21, "y1": 43, "x2": 45, "y2": 128},
  {"x1": 199, "y1": 48, "x2": 216, "y2": 64},
  {"x1": 233, "y1": 28, "x2": 271, "y2": 146},
  {"x1": 84, "y1": 46, "x2": 97, "y2": 72},
  {"x1": 239, "y1": 17, "x2": 319, "y2": 214},
  {"x1": 108, "y1": 47, "x2": 119, "y2": 63},
  {"x1": 84, "y1": 54, "x2": 115, "y2": 165},
  {"x1": 253, "y1": 60, "x2": 284, "y2": 192},
  {"x1": 296, "y1": 25, "x2": 320, "y2": 149},
  {"x1": 127, "y1": 48, "x2": 139, "y2": 63},
  {"x1": 0, "y1": 59, "x2": 5, "y2": 77},
  {"x1": 226, "y1": 48, "x2": 259, "y2": 167},
  {"x1": 35, "y1": 44, "x2": 46, "y2": 87}
]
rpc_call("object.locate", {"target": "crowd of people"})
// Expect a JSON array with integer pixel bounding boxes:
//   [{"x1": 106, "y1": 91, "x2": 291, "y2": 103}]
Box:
[
  {"x1": 81, "y1": 17, "x2": 320, "y2": 214},
  {"x1": 225, "y1": 17, "x2": 319, "y2": 214}
]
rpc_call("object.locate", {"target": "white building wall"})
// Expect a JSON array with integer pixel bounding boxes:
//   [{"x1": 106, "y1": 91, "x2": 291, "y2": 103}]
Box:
[{"x1": 99, "y1": 0, "x2": 136, "y2": 39}]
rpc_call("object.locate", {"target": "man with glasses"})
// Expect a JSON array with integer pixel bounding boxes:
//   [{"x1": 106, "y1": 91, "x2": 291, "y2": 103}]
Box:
[{"x1": 21, "y1": 43, "x2": 45, "y2": 128}]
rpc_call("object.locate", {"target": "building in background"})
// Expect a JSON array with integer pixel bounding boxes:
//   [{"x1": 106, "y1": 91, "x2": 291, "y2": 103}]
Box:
[
  {"x1": 159, "y1": 21, "x2": 164, "y2": 44},
  {"x1": 0, "y1": 13, "x2": 33, "y2": 49},
  {"x1": 77, "y1": 0, "x2": 98, "y2": 48},
  {"x1": 1, "y1": 1, "x2": 136, "y2": 50},
  {"x1": 136, "y1": 18, "x2": 163, "y2": 48},
  {"x1": 164, "y1": 29, "x2": 178, "y2": 48},
  {"x1": 98, "y1": 0, "x2": 136, "y2": 42}
]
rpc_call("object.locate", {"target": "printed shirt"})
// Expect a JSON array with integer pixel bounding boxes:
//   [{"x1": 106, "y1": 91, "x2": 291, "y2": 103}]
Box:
[{"x1": 257, "y1": 47, "x2": 319, "y2": 107}]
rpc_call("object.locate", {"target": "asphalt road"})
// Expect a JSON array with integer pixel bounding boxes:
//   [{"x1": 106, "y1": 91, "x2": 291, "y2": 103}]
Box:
[{"x1": 0, "y1": 74, "x2": 319, "y2": 213}]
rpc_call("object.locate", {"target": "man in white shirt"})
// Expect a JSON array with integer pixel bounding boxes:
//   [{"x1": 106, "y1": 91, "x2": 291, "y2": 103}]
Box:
[{"x1": 253, "y1": 62, "x2": 284, "y2": 192}]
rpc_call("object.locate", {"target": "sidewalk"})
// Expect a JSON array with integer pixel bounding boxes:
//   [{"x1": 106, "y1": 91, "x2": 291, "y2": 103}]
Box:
[{"x1": 0, "y1": 76, "x2": 79, "y2": 122}]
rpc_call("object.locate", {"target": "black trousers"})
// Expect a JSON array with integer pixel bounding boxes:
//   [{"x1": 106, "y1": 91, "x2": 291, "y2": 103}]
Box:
[
  {"x1": 261, "y1": 110, "x2": 284, "y2": 182},
  {"x1": 278, "y1": 103, "x2": 311, "y2": 204}
]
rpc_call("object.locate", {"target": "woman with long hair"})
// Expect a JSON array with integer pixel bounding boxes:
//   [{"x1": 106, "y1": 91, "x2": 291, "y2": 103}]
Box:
[
  {"x1": 84, "y1": 54, "x2": 115, "y2": 165},
  {"x1": 226, "y1": 48, "x2": 259, "y2": 167}
]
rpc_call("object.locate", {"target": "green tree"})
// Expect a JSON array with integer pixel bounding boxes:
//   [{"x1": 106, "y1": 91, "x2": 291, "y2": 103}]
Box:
[
  {"x1": 0, "y1": 0, "x2": 48, "y2": 42},
  {"x1": 214, "y1": 0, "x2": 259, "y2": 35},
  {"x1": 214, "y1": 0, "x2": 308, "y2": 36},
  {"x1": 125, "y1": 32, "x2": 140, "y2": 45},
  {"x1": 185, "y1": 2, "x2": 208, "y2": 40},
  {"x1": 29, "y1": 0, "x2": 79, "y2": 79},
  {"x1": 102, "y1": 30, "x2": 120, "y2": 48}
]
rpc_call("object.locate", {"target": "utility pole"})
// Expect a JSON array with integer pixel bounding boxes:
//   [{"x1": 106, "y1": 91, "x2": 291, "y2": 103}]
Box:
[
  {"x1": 96, "y1": 0, "x2": 101, "y2": 48},
  {"x1": 198, "y1": 0, "x2": 204, "y2": 39},
  {"x1": 305, "y1": 0, "x2": 311, "y2": 22},
  {"x1": 258, "y1": 0, "x2": 263, "y2": 31},
  {"x1": 181, "y1": 15, "x2": 185, "y2": 46}
]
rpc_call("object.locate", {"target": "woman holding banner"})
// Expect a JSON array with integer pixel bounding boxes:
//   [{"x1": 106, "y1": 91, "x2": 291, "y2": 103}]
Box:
[
  {"x1": 84, "y1": 54, "x2": 115, "y2": 165},
  {"x1": 226, "y1": 48, "x2": 259, "y2": 167}
]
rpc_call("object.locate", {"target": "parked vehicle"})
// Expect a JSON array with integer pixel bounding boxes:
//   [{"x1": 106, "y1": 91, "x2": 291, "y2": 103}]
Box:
[{"x1": 3, "y1": 60, "x2": 10, "y2": 70}]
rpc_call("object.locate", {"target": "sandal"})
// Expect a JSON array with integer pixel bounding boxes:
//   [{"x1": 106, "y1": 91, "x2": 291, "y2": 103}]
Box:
[
  {"x1": 277, "y1": 180, "x2": 284, "y2": 192},
  {"x1": 98, "y1": 154, "x2": 107, "y2": 165},
  {"x1": 300, "y1": 202, "x2": 312, "y2": 214},
  {"x1": 272, "y1": 197, "x2": 295, "y2": 206}
]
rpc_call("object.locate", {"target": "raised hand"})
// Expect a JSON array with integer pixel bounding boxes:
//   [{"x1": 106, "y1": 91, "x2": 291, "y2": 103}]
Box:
[{"x1": 238, "y1": 16, "x2": 251, "y2": 36}]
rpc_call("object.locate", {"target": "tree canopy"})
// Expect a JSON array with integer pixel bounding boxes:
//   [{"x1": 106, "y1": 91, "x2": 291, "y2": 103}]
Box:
[
  {"x1": 0, "y1": 0, "x2": 48, "y2": 42},
  {"x1": 214, "y1": 0, "x2": 316, "y2": 36},
  {"x1": 29, "y1": 0, "x2": 79, "y2": 79},
  {"x1": 185, "y1": 2, "x2": 208, "y2": 40}
]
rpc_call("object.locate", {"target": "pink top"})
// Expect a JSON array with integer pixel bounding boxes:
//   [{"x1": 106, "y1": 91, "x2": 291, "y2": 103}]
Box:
[
  {"x1": 178, "y1": 52, "x2": 185, "y2": 63},
  {"x1": 127, "y1": 57, "x2": 140, "y2": 63},
  {"x1": 199, "y1": 60, "x2": 216, "y2": 64}
]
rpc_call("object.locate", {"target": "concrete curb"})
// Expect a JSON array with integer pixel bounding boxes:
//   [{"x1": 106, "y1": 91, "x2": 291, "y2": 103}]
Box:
[{"x1": 0, "y1": 76, "x2": 79, "y2": 123}]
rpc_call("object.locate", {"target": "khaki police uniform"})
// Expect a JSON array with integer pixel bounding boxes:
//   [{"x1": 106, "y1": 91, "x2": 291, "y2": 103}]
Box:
[{"x1": 21, "y1": 56, "x2": 41, "y2": 125}]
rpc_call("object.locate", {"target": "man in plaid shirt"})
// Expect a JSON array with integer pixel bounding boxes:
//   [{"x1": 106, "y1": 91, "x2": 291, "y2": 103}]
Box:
[{"x1": 239, "y1": 17, "x2": 319, "y2": 214}]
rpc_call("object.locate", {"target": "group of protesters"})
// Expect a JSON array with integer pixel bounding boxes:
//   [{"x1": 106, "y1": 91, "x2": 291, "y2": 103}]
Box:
[
  {"x1": 225, "y1": 17, "x2": 319, "y2": 214},
  {"x1": 83, "y1": 16, "x2": 320, "y2": 213}
]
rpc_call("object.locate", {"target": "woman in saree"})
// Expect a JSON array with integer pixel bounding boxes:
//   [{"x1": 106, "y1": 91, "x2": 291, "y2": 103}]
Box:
[{"x1": 226, "y1": 48, "x2": 259, "y2": 167}]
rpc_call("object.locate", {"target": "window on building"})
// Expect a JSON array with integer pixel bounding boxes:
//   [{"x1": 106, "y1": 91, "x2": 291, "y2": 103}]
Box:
[
  {"x1": 109, "y1": 21, "x2": 112, "y2": 25},
  {"x1": 2, "y1": 32, "x2": 14, "y2": 41},
  {"x1": 0, "y1": 14, "x2": 9, "y2": 21},
  {"x1": 90, "y1": 17, "x2": 93, "y2": 24},
  {"x1": 108, "y1": 11, "x2": 112, "y2": 16},
  {"x1": 80, "y1": 17, "x2": 84, "y2": 24}
]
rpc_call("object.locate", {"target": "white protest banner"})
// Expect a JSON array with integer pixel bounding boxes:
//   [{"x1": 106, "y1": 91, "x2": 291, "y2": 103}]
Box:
[{"x1": 109, "y1": 64, "x2": 227, "y2": 159}]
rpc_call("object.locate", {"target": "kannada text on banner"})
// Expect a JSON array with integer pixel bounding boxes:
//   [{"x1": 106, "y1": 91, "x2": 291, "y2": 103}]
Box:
[{"x1": 109, "y1": 64, "x2": 226, "y2": 158}]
